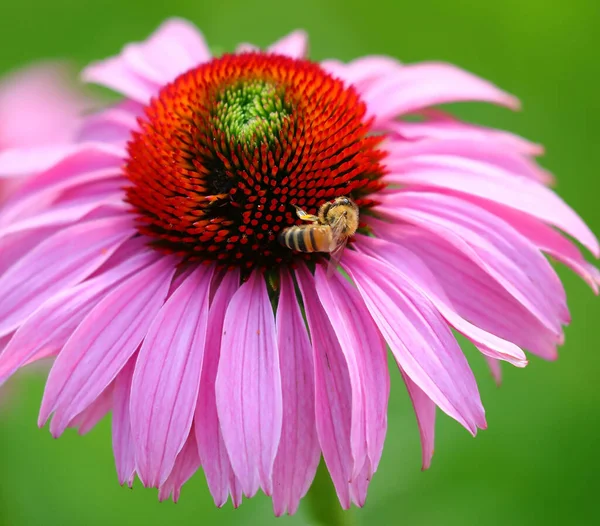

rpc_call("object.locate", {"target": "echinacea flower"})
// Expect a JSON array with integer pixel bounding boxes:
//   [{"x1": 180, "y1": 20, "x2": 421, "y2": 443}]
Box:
[
  {"x1": 0, "y1": 19, "x2": 598, "y2": 515},
  {"x1": 0, "y1": 62, "x2": 91, "y2": 203}
]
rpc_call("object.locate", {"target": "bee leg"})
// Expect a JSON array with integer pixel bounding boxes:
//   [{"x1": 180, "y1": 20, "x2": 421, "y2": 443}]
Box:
[{"x1": 293, "y1": 205, "x2": 319, "y2": 223}]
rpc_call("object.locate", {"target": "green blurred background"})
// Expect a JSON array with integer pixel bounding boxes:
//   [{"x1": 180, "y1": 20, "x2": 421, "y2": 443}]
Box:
[{"x1": 1, "y1": 0, "x2": 599, "y2": 524}]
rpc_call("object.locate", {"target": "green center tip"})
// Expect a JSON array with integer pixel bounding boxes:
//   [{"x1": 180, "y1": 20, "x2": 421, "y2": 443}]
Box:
[{"x1": 213, "y1": 80, "x2": 291, "y2": 145}]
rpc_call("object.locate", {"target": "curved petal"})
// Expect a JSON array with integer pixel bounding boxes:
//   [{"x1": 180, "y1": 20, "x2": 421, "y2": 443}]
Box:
[
  {"x1": 361, "y1": 62, "x2": 519, "y2": 125},
  {"x1": 215, "y1": 270, "x2": 282, "y2": 498},
  {"x1": 378, "y1": 192, "x2": 569, "y2": 334},
  {"x1": 372, "y1": 221, "x2": 560, "y2": 360},
  {"x1": 384, "y1": 155, "x2": 598, "y2": 256},
  {"x1": 385, "y1": 137, "x2": 551, "y2": 183},
  {"x1": 400, "y1": 368, "x2": 436, "y2": 470},
  {"x1": 112, "y1": 355, "x2": 136, "y2": 487},
  {"x1": 0, "y1": 245, "x2": 156, "y2": 384},
  {"x1": 158, "y1": 428, "x2": 201, "y2": 503},
  {"x1": 321, "y1": 56, "x2": 403, "y2": 91},
  {"x1": 272, "y1": 268, "x2": 320, "y2": 516},
  {"x1": 315, "y1": 266, "x2": 389, "y2": 476},
  {"x1": 357, "y1": 235, "x2": 527, "y2": 366},
  {"x1": 195, "y1": 269, "x2": 241, "y2": 508},
  {"x1": 343, "y1": 250, "x2": 486, "y2": 434},
  {"x1": 0, "y1": 216, "x2": 134, "y2": 337},
  {"x1": 68, "y1": 381, "x2": 114, "y2": 435},
  {"x1": 268, "y1": 30, "x2": 308, "y2": 58},
  {"x1": 39, "y1": 256, "x2": 175, "y2": 436},
  {"x1": 295, "y1": 265, "x2": 353, "y2": 509},
  {"x1": 131, "y1": 264, "x2": 214, "y2": 488},
  {"x1": 462, "y1": 199, "x2": 600, "y2": 293},
  {"x1": 82, "y1": 19, "x2": 210, "y2": 101}
]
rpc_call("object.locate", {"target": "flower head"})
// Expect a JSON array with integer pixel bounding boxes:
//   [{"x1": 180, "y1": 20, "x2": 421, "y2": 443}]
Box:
[{"x1": 0, "y1": 19, "x2": 597, "y2": 515}]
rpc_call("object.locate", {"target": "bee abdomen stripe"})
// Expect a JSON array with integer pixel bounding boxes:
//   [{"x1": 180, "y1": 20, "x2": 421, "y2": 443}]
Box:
[
  {"x1": 295, "y1": 229, "x2": 308, "y2": 252},
  {"x1": 308, "y1": 228, "x2": 316, "y2": 252}
]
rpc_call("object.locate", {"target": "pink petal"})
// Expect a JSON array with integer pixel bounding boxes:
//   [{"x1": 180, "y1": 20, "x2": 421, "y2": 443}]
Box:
[
  {"x1": 315, "y1": 266, "x2": 389, "y2": 476},
  {"x1": 349, "y1": 461, "x2": 372, "y2": 508},
  {"x1": 272, "y1": 268, "x2": 321, "y2": 516},
  {"x1": 0, "y1": 244, "x2": 158, "y2": 384},
  {"x1": 485, "y1": 357, "x2": 502, "y2": 386},
  {"x1": 158, "y1": 428, "x2": 201, "y2": 503},
  {"x1": 112, "y1": 356, "x2": 136, "y2": 487},
  {"x1": 78, "y1": 104, "x2": 140, "y2": 145},
  {"x1": 400, "y1": 368, "x2": 436, "y2": 470},
  {"x1": 357, "y1": 235, "x2": 527, "y2": 366},
  {"x1": 215, "y1": 270, "x2": 282, "y2": 497},
  {"x1": 378, "y1": 192, "x2": 569, "y2": 334},
  {"x1": 343, "y1": 250, "x2": 486, "y2": 434},
  {"x1": 83, "y1": 19, "x2": 210, "y2": 101},
  {"x1": 374, "y1": 222, "x2": 560, "y2": 360},
  {"x1": 38, "y1": 257, "x2": 176, "y2": 435},
  {"x1": 122, "y1": 19, "x2": 210, "y2": 85},
  {"x1": 384, "y1": 156, "x2": 598, "y2": 256},
  {"x1": 295, "y1": 265, "x2": 353, "y2": 509},
  {"x1": 388, "y1": 117, "x2": 545, "y2": 158},
  {"x1": 320, "y1": 56, "x2": 403, "y2": 91},
  {"x1": 131, "y1": 264, "x2": 214, "y2": 488},
  {"x1": 0, "y1": 216, "x2": 134, "y2": 337},
  {"x1": 385, "y1": 136, "x2": 551, "y2": 184},
  {"x1": 0, "y1": 225, "x2": 62, "y2": 276},
  {"x1": 0, "y1": 62, "x2": 90, "y2": 149},
  {"x1": 195, "y1": 269, "x2": 241, "y2": 508},
  {"x1": 69, "y1": 381, "x2": 114, "y2": 435},
  {"x1": 466, "y1": 200, "x2": 600, "y2": 293},
  {"x1": 268, "y1": 30, "x2": 309, "y2": 58},
  {"x1": 361, "y1": 62, "x2": 519, "y2": 125}
]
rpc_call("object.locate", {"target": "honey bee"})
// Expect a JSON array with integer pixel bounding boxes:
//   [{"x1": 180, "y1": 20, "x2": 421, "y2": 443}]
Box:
[{"x1": 278, "y1": 196, "x2": 359, "y2": 272}]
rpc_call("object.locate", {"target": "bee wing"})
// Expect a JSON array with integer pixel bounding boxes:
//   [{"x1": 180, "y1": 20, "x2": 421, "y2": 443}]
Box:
[{"x1": 325, "y1": 215, "x2": 349, "y2": 278}]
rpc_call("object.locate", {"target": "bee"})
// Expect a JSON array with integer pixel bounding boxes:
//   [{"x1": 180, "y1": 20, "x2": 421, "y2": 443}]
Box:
[{"x1": 278, "y1": 196, "x2": 359, "y2": 272}]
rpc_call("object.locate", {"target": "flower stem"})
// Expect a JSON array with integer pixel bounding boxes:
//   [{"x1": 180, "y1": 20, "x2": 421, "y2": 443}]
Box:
[{"x1": 305, "y1": 460, "x2": 355, "y2": 526}]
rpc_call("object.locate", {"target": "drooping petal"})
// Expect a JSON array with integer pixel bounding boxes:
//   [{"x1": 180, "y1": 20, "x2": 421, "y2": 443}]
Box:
[
  {"x1": 314, "y1": 269, "x2": 366, "y2": 481},
  {"x1": 384, "y1": 156, "x2": 598, "y2": 256},
  {"x1": 0, "y1": 243, "x2": 157, "y2": 384},
  {"x1": 400, "y1": 368, "x2": 436, "y2": 470},
  {"x1": 131, "y1": 264, "x2": 214, "y2": 488},
  {"x1": 0, "y1": 216, "x2": 134, "y2": 337},
  {"x1": 195, "y1": 269, "x2": 241, "y2": 508},
  {"x1": 361, "y1": 62, "x2": 519, "y2": 125},
  {"x1": 215, "y1": 270, "x2": 282, "y2": 497},
  {"x1": 68, "y1": 381, "x2": 114, "y2": 435},
  {"x1": 272, "y1": 268, "x2": 320, "y2": 517},
  {"x1": 343, "y1": 250, "x2": 486, "y2": 434},
  {"x1": 158, "y1": 428, "x2": 202, "y2": 503},
  {"x1": 485, "y1": 357, "x2": 502, "y2": 386},
  {"x1": 295, "y1": 265, "x2": 353, "y2": 509},
  {"x1": 315, "y1": 266, "x2": 389, "y2": 476},
  {"x1": 112, "y1": 355, "x2": 136, "y2": 487},
  {"x1": 268, "y1": 30, "x2": 308, "y2": 58},
  {"x1": 465, "y1": 200, "x2": 600, "y2": 293},
  {"x1": 373, "y1": 222, "x2": 560, "y2": 360},
  {"x1": 39, "y1": 257, "x2": 176, "y2": 436},
  {"x1": 378, "y1": 192, "x2": 569, "y2": 334},
  {"x1": 357, "y1": 235, "x2": 527, "y2": 366}
]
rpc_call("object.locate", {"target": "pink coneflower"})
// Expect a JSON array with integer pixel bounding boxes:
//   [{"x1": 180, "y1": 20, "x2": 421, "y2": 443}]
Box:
[
  {"x1": 0, "y1": 19, "x2": 597, "y2": 515},
  {"x1": 0, "y1": 62, "x2": 91, "y2": 203}
]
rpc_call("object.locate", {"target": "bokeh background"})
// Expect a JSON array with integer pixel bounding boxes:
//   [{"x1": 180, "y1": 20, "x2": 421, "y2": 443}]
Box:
[{"x1": 1, "y1": 1, "x2": 599, "y2": 524}]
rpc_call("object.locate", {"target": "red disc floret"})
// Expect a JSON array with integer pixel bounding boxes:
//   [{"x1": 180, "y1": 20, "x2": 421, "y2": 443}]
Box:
[{"x1": 125, "y1": 52, "x2": 385, "y2": 268}]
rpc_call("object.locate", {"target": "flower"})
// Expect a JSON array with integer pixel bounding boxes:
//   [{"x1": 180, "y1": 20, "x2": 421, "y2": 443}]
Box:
[
  {"x1": 0, "y1": 18, "x2": 597, "y2": 515},
  {"x1": 0, "y1": 62, "x2": 92, "y2": 203}
]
